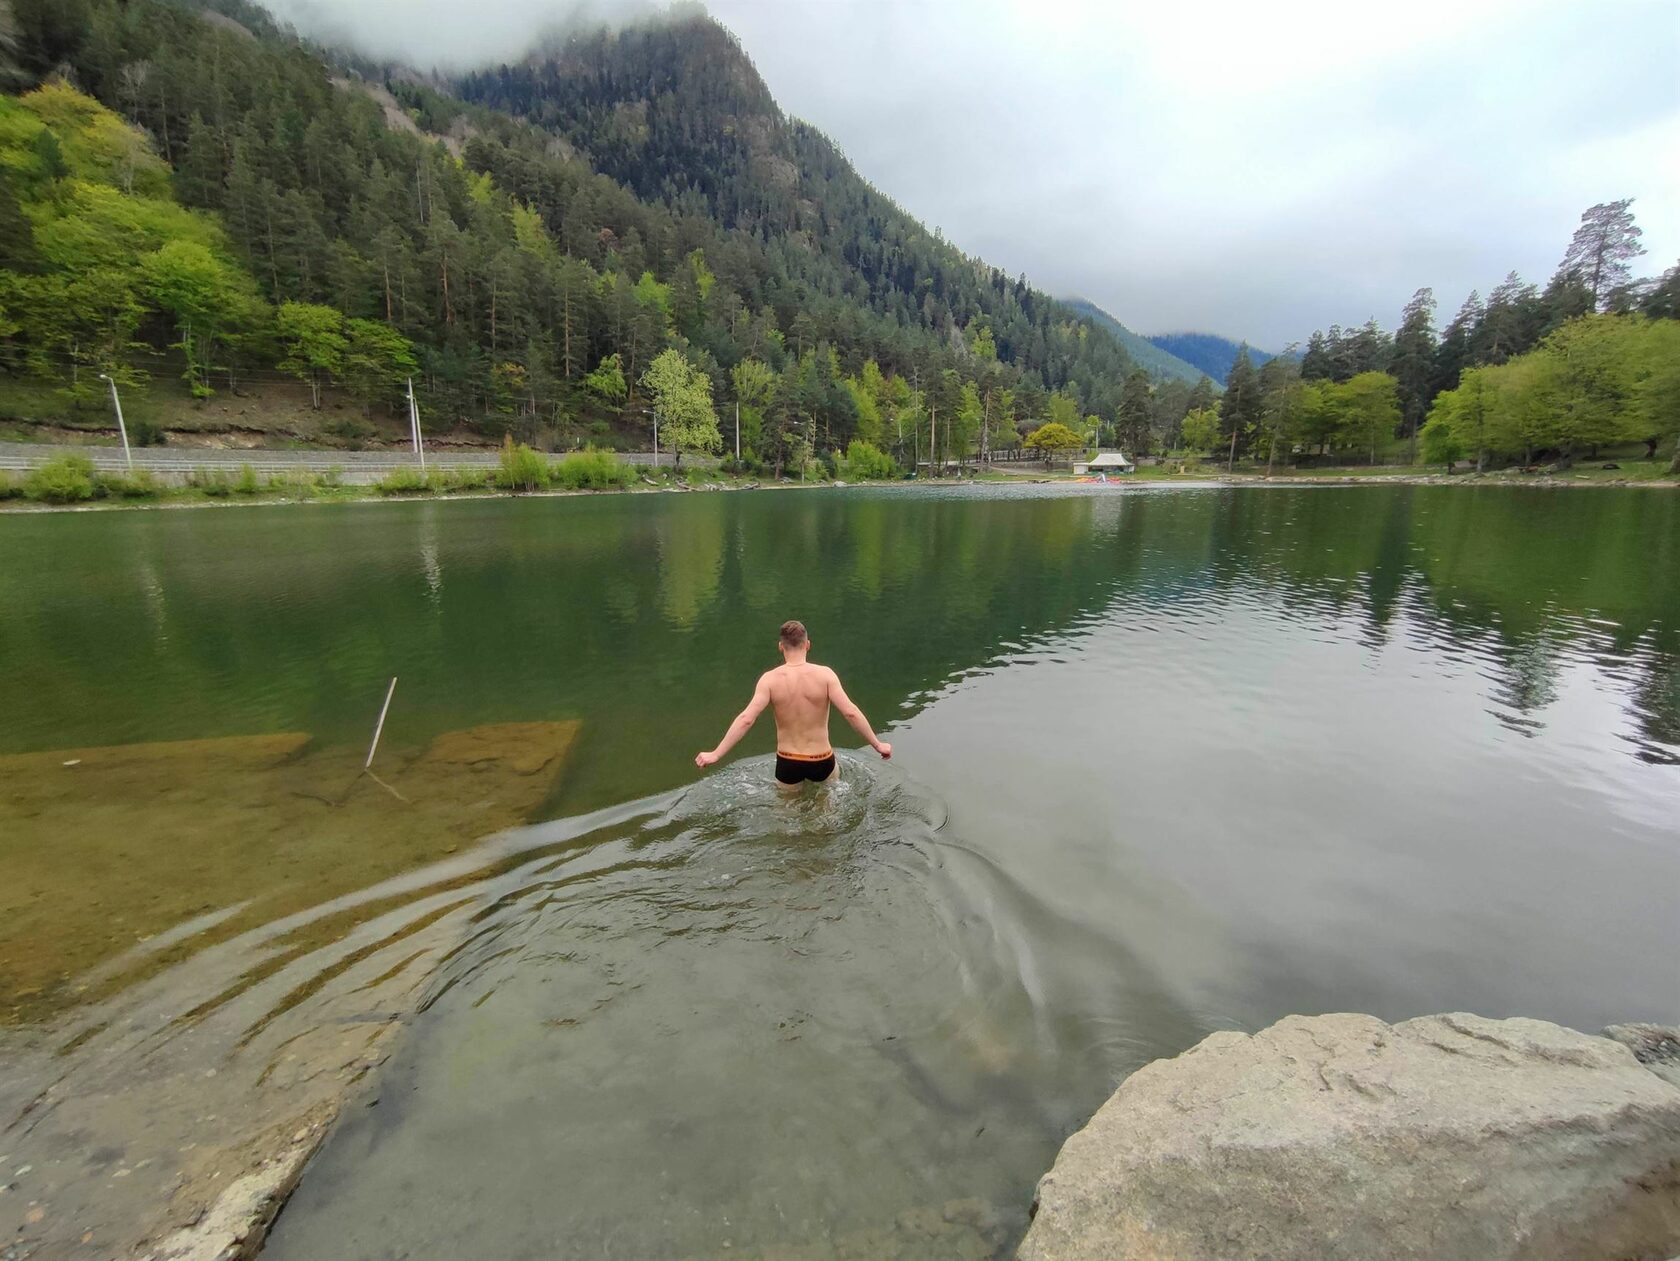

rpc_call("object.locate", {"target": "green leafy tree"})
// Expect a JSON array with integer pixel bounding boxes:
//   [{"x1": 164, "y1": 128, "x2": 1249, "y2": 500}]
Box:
[
  {"x1": 1180, "y1": 406, "x2": 1221, "y2": 456},
  {"x1": 840, "y1": 439, "x2": 896, "y2": 480},
  {"x1": 951, "y1": 381, "x2": 983, "y2": 466},
  {"x1": 1426, "y1": 367, "x2": 1495, "y2": 471},
  {"x1": 1338, "y1": 371, "x2": 1402, "y2": 463},
  {"x1": 276, "y1": 301, "x2": 346, "y2": 408},
  {"x1": 1420, "y1": 414, "x2": 1465, "y2": 472},
  {"x1": 729, "y1": 356, "x2": 775, "y2": 457},
  {"x1": 1484, "y1": 357, "x2": 1553, "y2": 465},
  {"x1": 140, "y1": 238, "x2": 257, "y2": 397},
  {"x1": 1632, "y1": 318, "x2": 1680, "y2": 471},
  {"x1": 1023, "y1": 420, "x2": 1086, "y2": 467},
  {"x1": 1045, "y1": 390, "x2": 1082, "y2": 431},
  {"x1": 341, "y1": 319, "x2": 417, "y2": 415},
  {"x1": 583, "y1": 353, "x2": 628, "y2": 407},
  {"x1": 1295, "y1": 382, "x2": 1344, "y2": 456},
  {"x1": 1530, "y1": 315, "x2": 1641, "y2": 461},
  {"x1": 844, "y1": 373, "x2": 882, "y2": 445},
  {"x1": 641, "y1": 347, "x2": 720, "y2": 466}
]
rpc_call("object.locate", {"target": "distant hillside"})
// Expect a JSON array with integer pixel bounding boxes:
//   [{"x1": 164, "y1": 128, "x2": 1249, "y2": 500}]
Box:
[
  {"x1": 1145, "y1": 332, "x2": 1278, "y2": 383},
  {"x1": 453, "y1": 13, "x2": 1144, "y2": 413},
  {"x1": 1062, "y1": 299, "x2": 1209, "y2": 386},
  {"x1": 3, "y1": 0, "x2": 1166, "y2": 464}
]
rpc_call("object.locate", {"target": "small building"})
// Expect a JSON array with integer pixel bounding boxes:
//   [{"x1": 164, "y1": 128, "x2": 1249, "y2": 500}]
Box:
[{"x1": 1073, "y1": 451, "x2": 1135, "y2": 475}]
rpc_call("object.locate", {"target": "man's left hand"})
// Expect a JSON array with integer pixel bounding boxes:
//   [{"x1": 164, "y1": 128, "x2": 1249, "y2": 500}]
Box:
[{"x1": 695, "y1": 750, "x2": 720, "y2": 768}]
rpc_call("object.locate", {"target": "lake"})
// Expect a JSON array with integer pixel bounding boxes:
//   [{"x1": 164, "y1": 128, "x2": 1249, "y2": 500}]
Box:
[{"x1": 2, "y1": 483, "x2": 1677, "y2": 1258}]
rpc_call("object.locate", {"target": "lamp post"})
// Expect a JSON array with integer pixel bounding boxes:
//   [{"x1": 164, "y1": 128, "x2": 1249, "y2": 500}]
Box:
[
  {"x1": 625, "y1": 403, "x2": 659, "y2": 472},
  {"x1": 98, "y1": 373, "x2": 134, "y2": 473},
  {"x1": 406, "y1": 377, "x2": 426, "y2": 470}
]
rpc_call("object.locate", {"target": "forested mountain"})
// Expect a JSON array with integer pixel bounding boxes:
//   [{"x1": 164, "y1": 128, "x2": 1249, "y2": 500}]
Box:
[
  {"x1": 1144, "y1": 332, "x2": 1277, "y2": 383},
  {"x1": 451, "y1": 14, "x2": 1142, "y2": 407},
  {"x1": 0, "y1": 0, "x2": 1192, "y2": 470},
  {"x1": 1060, "y1": 299, "x2": 1208, "y2": 386}
]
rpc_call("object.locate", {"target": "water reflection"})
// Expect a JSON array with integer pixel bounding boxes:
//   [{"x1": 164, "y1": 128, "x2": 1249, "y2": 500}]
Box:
[
  {"x1": 2, "y1": 485, "x2": 1676, "y2": 1258},
  {"x1": 5, "y1": 488, "x2": 1673, "y2": 769}
]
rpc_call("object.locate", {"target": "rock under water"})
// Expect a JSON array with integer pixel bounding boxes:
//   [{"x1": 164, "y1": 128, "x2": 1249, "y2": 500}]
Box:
[{"x1": 1017, "y1": 1012, "x2": 1680, "y2": 1261}]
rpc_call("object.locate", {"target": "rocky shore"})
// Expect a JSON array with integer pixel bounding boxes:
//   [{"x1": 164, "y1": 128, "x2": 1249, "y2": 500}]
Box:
[{"x1": 1017, "y1": 1012, "x2": 1680, "y2": 1261}]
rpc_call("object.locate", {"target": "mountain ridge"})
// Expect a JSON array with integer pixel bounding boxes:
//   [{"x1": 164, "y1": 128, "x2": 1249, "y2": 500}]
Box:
[
  {"x1": 1144, "y1": 331, "x2": 1280, "y2": 383},
  {"x1": 1060, "y1": 299, "x2": 1211, "y2": 385}
]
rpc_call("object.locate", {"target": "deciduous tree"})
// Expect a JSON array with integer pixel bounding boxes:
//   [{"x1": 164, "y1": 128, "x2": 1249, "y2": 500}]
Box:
[
  {"x1": 276, "y1": 301, "x2": 346, "y2": 408},
  {"x1": 641, "y1": 347, "x2": 721, "y2": 466},
  {"x1": 1023, "y1": 420, "x2": 1085, "y2": 467}
]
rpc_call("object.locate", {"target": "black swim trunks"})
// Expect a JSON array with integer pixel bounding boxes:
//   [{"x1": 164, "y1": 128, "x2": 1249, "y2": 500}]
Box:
[{"x1": 775, "y1": 750, "x2": 836, "y2": 785}]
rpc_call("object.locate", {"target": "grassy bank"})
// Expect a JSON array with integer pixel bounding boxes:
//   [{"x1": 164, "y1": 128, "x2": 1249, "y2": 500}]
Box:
[
  {"x1": 7, "y1": 450, "x2": 1676, "y2": 514},
  {"x1": 0, "y1": 447, "x2": 888, "y2": 512}
]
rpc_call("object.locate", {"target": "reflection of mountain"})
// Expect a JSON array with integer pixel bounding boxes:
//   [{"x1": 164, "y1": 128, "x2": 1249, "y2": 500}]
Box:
[{"x1": 2, "y1": 486, "x2": 1675, "y2": 800}]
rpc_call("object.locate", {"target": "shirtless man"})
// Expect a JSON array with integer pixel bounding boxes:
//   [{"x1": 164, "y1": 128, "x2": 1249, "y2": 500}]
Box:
[{"x1": 694, "y1": 620, "x2": 891, "y2": 786}]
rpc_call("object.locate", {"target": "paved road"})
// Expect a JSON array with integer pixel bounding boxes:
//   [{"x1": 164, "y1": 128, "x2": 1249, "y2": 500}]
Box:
[{"x1": 0, "y1": 442, "x2": 691, "y2": 485}]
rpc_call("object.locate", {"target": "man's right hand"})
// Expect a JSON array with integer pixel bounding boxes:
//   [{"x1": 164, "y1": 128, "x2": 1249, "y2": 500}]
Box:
[
  {"x1": 874, "y1": 742, "x2": 892, "y2": 760},
  {"x1": 695, "y1": 750, "x2": 720, "y2": 768}
]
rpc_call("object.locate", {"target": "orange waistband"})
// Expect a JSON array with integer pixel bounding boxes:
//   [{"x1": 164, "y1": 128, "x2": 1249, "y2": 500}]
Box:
[{"x1": 776, "y1": 749, "x2": 834, "y2": 762}]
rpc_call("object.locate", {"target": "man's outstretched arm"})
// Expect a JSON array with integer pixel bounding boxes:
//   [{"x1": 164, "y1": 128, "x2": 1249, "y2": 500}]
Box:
[
  {"x1": 696, "y1": 675, "x2": 772, "y2": 768},
  {"x1": 829, "y1": 672, "x2": 892, "y2": 759}
]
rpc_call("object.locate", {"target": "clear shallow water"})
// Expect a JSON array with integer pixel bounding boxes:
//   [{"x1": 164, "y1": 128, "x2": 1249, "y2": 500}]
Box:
[{"x1": 2, "y1": 484, "x2": 1677, "y2": 1258}]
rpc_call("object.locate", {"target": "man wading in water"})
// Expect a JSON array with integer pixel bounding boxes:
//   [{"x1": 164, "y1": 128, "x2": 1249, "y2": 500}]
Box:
[{"x1": 695, "y1": 620, "x2": 891, "y2": 786}]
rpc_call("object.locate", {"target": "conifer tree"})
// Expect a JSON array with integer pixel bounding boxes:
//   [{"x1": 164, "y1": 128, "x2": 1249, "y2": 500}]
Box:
[
  {"x1": 1390, "y1": 288, "x2": 1437, "y2": 451},
  {"x1": 1557, "y1": 199, "x2": 1645, "y2": 309},
  {"x1": 1219, "y1": 347, "x2": 1262, "y2": 466}
]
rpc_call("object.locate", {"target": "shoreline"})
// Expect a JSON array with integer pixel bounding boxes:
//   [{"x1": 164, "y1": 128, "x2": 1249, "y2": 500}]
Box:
[{"x1": 3, "y1": 468, "x2": 1675, "y2": 516}]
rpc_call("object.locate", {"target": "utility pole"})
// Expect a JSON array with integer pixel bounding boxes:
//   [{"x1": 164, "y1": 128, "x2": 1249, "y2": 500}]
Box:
[
  {"x1": 98, "y1": 374, "x2": 134, "y2": 473},
  {"x1": 652, "y1": 406, "x2": 659, "y2": 470},
  {"x1": 735, "y1": 400, "x2": 740, "y2": 461},
  {"x1": 406, "y1": 377, "x2": 426, "y2": 470},
  {"x1": 930, "y1": 405, "x2": 938, "y2": 478}
]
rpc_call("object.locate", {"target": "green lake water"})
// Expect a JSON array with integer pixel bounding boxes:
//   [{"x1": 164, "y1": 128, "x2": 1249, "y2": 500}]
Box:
[{"x1": 1, "y1": 483, "x2": 1677, "y2": 1258}]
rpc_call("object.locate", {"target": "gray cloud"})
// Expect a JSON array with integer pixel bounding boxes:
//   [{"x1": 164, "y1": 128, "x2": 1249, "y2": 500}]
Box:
[{"x1": 264, "y1": 0, "x2": 1680, "y2": 348}]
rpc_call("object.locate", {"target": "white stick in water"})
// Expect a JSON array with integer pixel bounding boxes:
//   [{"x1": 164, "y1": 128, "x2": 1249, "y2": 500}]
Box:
[{"x1": 365, "y1": 676, "x2": 398, "y2": 770}]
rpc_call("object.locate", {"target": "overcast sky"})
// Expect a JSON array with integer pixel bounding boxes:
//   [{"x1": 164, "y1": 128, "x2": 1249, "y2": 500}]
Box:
[{"x1": 267, "y1": 0, "x2": 1679, "y2": 348}]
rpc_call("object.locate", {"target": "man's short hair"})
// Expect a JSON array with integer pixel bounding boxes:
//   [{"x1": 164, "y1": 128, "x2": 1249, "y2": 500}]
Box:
[{"x1": 779, "y1": 620, "x2": 808, "y2": 649}]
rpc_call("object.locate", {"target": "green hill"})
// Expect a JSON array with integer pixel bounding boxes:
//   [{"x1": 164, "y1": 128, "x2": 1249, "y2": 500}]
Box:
[
  {"x1": 1061, "y1": 299, "x2": 1212, "y2": 386},
  {"x1": 0, "y1": 0, "x2": 1196, "y2": 464}
]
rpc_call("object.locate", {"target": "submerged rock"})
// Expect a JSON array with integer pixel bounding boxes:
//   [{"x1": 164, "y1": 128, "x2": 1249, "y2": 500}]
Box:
[
  {"x1": 1017, "y1": 1012, "x2": 1680, "y2": 1261},
  {"x1": 0, "y1": 721, "x2": 580, "y2": 1020}
]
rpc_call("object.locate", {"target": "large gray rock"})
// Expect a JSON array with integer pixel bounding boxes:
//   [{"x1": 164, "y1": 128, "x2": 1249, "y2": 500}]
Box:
[
  {"x1": 1017, "y1": 1013, "x2": 1680, "y2": 1261},
  {"x1": 1605, "y1": 1024, "x2": 1680, "y2": 1092}
]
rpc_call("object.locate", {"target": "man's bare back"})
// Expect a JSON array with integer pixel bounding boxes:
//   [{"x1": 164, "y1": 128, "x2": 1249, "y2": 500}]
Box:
[{"x1": 695, "y1": 620, "x2": 891, "y2": 786}]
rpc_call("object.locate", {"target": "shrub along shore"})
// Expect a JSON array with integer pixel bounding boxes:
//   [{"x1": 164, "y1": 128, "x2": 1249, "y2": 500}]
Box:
[
  {"x1": 0, "y1": 439, "x2": 914, "y2": 510},
  {"x1": 4, "y1": 443, "x2": 1675, "y2": 513}
]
